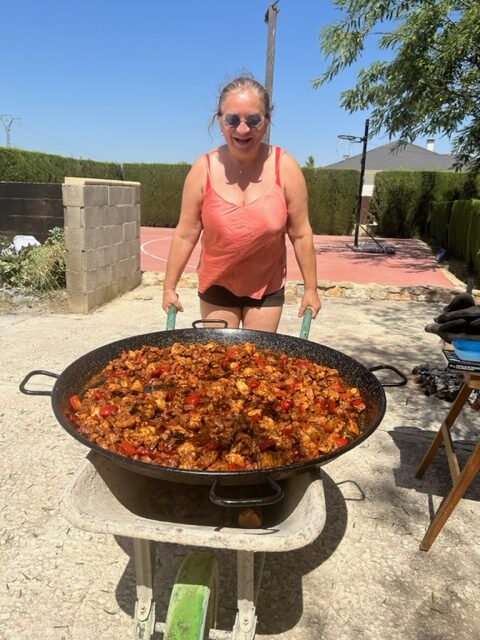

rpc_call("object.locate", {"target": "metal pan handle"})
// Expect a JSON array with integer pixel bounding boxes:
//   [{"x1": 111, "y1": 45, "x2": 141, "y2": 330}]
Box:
[
  {"x1": 192, "y1": 319, "x2": 228, "y2": 329},
  {"x1": 208, "y1": 476, "x2": 284, "y2": 508},
  {"x1": 19, "y1": 370, "x2": 59, "y2": 396},
  {"x1": 369, "y1": 365, "x2": 407, "y2": 387}
]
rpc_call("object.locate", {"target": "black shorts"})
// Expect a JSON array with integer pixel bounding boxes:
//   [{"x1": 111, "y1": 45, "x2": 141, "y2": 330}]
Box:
[{"x1": 198, "y1": 285, "x2": 285, "y2": 308}]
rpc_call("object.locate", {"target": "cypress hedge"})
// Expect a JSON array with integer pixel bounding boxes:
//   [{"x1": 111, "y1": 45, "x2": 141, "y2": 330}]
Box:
[{"x1": 369, "y1": 170, "x2": 479, "y2": 238}]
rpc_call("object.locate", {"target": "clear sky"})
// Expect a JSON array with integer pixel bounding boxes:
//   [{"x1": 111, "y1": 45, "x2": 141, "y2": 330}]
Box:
[{"x1": 2, "y1": 0, "x2": 452, "y2": 167}]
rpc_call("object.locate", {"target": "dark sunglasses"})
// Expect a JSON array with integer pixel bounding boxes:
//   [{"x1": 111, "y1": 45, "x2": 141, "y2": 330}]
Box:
[{"x1": 222, "y1": 113, "x2": 265, "y2": 129}]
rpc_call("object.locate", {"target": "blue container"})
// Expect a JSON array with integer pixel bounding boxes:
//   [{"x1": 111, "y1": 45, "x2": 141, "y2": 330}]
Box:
[{"x1": 452, "y1": 338, "x2": 480, "y2": 362}]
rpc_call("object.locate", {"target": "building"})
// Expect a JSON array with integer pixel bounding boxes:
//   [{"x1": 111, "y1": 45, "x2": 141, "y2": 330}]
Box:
[{"x1": 324, "y1": 139, "x2": 457, "y2": 196}]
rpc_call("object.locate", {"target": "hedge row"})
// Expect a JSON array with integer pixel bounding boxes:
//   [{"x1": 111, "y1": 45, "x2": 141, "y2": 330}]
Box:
[
  {"x1": 0, "y1": 148, "x2": 121, "y2": 182},
  {"x1": 369, "y1": 170, "x2": 479, "y2": 238},
  {"x1": 122, "y1": 162, "x2": 190, "y2": 227},
  {"x1": 0, "y1": 147, "x2": 360, "y2": 234},
  {"x1": 429, "y1": 198, "x2": 480, "y2": 276},
  {"x1": 3, "y1": 147, "x2": 478, "y2": 241}
]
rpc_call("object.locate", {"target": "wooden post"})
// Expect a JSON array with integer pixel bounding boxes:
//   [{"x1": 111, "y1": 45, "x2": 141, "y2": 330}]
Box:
[{"x1": 264, "y1": 1, "x2": 279, "y2": 144}]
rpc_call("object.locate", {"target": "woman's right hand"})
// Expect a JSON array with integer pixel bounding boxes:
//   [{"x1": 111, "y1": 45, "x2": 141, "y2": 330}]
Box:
[{"x1": 162, "y1": 288, "x2": 183, "y2": 313}]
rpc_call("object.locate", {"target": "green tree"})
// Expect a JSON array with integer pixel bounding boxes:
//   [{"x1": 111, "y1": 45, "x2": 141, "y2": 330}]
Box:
[
  {"x1": 313, "y1": 0, "x2": 480, "y2": 172},
  {"x1": 305, "y1": 155, "x2": 315, "y2": 168}
]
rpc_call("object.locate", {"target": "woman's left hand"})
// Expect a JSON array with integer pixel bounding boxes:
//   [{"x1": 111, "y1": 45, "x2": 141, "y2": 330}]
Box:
[{"x1": 298, "y1": 289, "x2": 322, "y2": 318}]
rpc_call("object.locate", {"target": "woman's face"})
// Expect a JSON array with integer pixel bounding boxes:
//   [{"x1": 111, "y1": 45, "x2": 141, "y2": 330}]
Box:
[{"x1": 219, "y1": 90, "x2": 268, "y2": 158}]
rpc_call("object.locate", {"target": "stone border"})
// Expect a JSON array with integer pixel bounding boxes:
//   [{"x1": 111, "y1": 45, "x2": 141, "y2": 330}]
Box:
[{"x1": 141, "y1": 272, "x2": 476, "y2": 304}]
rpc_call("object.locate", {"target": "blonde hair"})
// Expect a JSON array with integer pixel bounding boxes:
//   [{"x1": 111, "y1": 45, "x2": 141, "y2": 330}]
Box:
[{"x1": 213, "y1": 75, "x2": 273, "y2": 125}]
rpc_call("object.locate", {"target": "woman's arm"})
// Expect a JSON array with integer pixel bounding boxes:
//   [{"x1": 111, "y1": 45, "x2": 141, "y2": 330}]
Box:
[
  {"x1": 282, "y1": 151, "x2": 322, "y2": 318},
  {"x1": 162, "y1": 157, "x2": 205, "y2": 312}
]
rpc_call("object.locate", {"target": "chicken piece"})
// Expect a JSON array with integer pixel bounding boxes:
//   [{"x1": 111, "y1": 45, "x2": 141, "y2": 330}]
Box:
[
  {"x1": 195, "y1": 449, "x2": 219, "y2": 469},
  {"x1": 177, "y1": 442, "x2": 198, "y2": 467},
  {"x1": 235, "y1": 379, "x2": 250, "y2": 396},
  {"x1": 224, "y1": 453, "x2": 247, "y2": 469},
  {"x1": 114, "y1": 415, "x2": 138, "y2": 429},
  {"x1": 259, "y1": 416, "x2": 276, "y2": 432}
]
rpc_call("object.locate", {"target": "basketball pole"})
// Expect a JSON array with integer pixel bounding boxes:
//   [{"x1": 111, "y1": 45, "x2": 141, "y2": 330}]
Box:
[{"x1": 353, "y1": 118, "x2": 369, "y2": 249}]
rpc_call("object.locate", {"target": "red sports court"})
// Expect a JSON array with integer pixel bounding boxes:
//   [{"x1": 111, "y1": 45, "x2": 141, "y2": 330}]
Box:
[{"x1": 140, "y1": 227, "x2": 455, "y2": 289}]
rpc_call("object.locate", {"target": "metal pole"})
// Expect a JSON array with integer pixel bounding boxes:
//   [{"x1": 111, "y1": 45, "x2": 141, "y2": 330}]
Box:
[
  {"x1": 264, "y1": 1, "x2": 279, "y2": 144},
  {"x1": 0, "y1": 114, "x2": 21, "y2": 147},
  {"x1": 353, "y1": 118, "x2": 369, "y2": 249}
]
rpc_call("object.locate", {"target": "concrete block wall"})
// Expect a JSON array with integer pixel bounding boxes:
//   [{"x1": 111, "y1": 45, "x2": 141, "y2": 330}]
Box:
[
  {"x1": 63, "y1": 177, "x2": 142, "y2": 313},
  {"x1": 0, "y1": 182, "x2": 63, "y2": 242}
]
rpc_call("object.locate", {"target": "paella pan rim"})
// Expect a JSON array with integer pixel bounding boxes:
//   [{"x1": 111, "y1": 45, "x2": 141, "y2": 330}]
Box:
[{"x1": 50, "y1": 327, "x2": 387, "y2": 485}]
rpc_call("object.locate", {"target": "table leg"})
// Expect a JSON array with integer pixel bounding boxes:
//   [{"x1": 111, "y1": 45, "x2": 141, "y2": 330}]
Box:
[
  {"x1": 420, "y1": 443, "x2": 480, "y2": 551},
  {"x1": 415, "y1": 381, "x2": 472, "y2": 479}
]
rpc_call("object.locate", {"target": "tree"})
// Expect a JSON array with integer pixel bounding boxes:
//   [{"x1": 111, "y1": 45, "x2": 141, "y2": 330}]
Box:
[
  {"x1": 313, "y1": 0, "x2": 480, "y2": 172},
  {"x1": 305, "y1": 155, "x2": 315, "y2": 168}
]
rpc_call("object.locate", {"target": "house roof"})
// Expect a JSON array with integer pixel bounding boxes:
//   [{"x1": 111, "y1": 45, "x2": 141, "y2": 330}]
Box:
[{"x1": 324, "y1": 141, "x2": 457, "y2": 171}]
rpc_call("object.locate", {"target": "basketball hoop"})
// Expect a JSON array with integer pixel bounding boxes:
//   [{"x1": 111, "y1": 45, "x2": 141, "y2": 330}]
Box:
[{"x1": 337, "y1": 134, "x2": 362, "y2": 142}]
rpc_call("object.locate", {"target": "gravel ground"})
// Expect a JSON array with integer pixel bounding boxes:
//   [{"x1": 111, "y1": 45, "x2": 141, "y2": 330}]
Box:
[{"x1": 1, "y1": 283, "x2": 479, "y2": 640}]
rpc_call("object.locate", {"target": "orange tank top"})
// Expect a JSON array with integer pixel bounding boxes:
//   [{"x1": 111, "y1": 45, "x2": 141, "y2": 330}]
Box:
[{"x1": 198, "y1": 146, "x2": 288, "y2": 299}]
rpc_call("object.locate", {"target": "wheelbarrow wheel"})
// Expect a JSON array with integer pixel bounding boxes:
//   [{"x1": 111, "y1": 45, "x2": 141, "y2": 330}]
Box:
[{"x1": 164, "y1": 552, "x2": 219, "y2": 640}]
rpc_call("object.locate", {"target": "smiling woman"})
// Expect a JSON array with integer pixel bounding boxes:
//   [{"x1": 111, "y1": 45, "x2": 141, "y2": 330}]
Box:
[{"x1": 161, "y1": 74, "x2": 322, "y2": 332}]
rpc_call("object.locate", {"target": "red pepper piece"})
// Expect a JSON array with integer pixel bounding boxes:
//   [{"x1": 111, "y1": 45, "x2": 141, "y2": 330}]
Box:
[
  {"x1": 150, "y1": 364, "x2": 171, "y2": 377},
  {"x1": 184, "y1": 392, "x2": 202, "y2": 408},
  {"x1": 99, "y1": 403, "x2": 118, "y2": 417},
  {"x1": 279, "y1": 399, "x2": 293, "y2": 410},
  {"x1": 109, "y1": 370, "x2": 128, "y2": 378},
  {"x1": 69, "y1": 394, "x2": 82, "y2": 411},
  {"x1": 119, "y1": 440, "x2": 138, "y2": 456},
  {"x1": 259, "y1": 438, "x2": 276, "y2": 451},
  {"x1": 351, "y1": 397, "x2": 365, "y2": 409},
  {"x1": 333, "y1": 435, "x2": 349, "y2": 447}
]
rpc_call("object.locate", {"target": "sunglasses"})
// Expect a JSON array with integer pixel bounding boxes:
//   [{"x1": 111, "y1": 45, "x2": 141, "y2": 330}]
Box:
[{"x1": 222, "y1": 113, "x2": 265, "y2": 129}]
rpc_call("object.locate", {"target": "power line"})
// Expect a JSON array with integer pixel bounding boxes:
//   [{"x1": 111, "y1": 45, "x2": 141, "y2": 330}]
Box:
[
  {"x1": 17, "y1": 122, "x2": 90, "y2": 158},
  {"x1": 0, "y1": 114, "x2": 21, "y2": 146}
]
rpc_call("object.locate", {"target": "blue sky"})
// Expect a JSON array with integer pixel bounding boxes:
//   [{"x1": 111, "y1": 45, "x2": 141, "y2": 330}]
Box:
[{"x1": 2, "y1": 0, "x2": 452, "y2": 167}]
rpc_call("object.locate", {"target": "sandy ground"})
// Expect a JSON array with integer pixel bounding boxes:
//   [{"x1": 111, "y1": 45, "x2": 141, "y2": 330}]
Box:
[{"x1": 1, "y1": 283, "x2": 479, "y2": 640}]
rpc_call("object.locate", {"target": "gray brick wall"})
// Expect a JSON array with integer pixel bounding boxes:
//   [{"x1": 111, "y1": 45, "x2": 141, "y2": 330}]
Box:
[{"x1": 63, "y1": 177, "x2": 142, "y2": 313}]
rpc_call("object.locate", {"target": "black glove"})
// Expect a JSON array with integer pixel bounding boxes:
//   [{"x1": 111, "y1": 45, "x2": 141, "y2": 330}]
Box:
[
  {"x1": 436, "y1": 306, "x2": 480, "y2": 323},
  {"x1": 442, "y1": 292, "x2": 475, "y2": 313}
]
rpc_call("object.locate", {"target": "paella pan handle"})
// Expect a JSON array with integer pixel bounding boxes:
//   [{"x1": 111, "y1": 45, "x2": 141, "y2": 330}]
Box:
[
  {"x1": 166, "y1": 305, "x2": 177, "y2": 330},
  {"x1": 369, "y1": 365, "x2": 407, "y2": 387},
  {"x1": 208, "y1": 476, "x2": 284, "y2": 508},
  {"x1": 299, "y1": 308, "x2": 313, "y2": 340},
  {"x1": 19, "y1": 370, "x2": 59, "y2": 396},
  {"x1": 192, "y1": 319, "x2": 228, "y2": 329}
]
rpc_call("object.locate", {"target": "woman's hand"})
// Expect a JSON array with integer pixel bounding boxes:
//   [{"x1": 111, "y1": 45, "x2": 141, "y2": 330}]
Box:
[
  {"x1": 162, "y1": 288, "x2": 183, "y2": 313},
  {"x1": 298, "y1": 289, "x2": 321, "y2": 319}
]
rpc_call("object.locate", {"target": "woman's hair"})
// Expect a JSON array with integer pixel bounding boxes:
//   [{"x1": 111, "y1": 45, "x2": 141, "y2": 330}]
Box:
[{"x1": 215, "y1": 75, "x2": 273, "y2": 120}]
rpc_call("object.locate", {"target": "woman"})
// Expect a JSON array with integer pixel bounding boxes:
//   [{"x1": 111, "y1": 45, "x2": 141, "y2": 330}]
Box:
[{"x1": 162, "y1": 75, "x2": 321, "y2": 332}]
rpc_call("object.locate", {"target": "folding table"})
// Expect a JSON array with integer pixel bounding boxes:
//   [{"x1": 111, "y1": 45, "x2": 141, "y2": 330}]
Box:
[{"x1": 415, "y1": 349, "x2": 480, "y2": 551}]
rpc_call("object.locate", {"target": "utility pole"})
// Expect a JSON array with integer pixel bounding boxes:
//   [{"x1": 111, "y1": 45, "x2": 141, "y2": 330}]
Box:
[
  {"x1": 263, "y1": 1, "x2": 279, "y2": 144},
  {"x1": 0, "y1": 114, "x2": 21, "y2": 147}
]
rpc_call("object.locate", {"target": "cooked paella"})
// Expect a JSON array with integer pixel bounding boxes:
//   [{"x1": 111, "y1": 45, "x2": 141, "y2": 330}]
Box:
[{"x1": 67, "y1": 341, "x2": 366, "y2": 471}]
